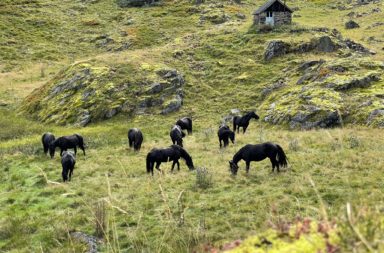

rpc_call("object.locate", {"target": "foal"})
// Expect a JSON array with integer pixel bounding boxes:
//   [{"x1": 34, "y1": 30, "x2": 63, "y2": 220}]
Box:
[
  {"x1": 233, "y1": 111, "x2": 259, "y2": 134},
  {"x1": 42, "y1": 132, "x2": 55, "y2": 156},
  {"x1": 128, "y1": 128, "x2": 143, "y2": 151},
  {"x1": 61, "y1": 151, "x2": 76, "y2": 182},
  {"x1": 218, "y1": 125, "x2": 235, "y2": 148},
  {"x1": 176, "y1": 117, "x2": 193, "y2": 135},
  {"x1": 146, "y1": 145, "x2": 194, "y2": 176},
  {"x1": 170, "y1": 125, "x2": 186, "y2": 147}
]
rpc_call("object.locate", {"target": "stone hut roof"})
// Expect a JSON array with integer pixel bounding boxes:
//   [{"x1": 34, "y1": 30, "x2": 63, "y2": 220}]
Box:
[{"x1": 253, "y1": 0, "x2": 293, "y2": 15}]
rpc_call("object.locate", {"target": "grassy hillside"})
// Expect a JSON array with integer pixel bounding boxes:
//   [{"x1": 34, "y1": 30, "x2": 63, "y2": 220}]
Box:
[{"x1": 1, "y1": 0, "x2": 384, "y2": 252}]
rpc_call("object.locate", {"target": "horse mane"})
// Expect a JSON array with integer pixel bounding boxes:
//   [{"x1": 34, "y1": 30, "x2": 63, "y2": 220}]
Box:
[
  {"x1": 232, "y1": 148, "x2": 243, "y2": 164},
  {"x1": 171, "y1": 145, "x2": 193, "y2": 167}
]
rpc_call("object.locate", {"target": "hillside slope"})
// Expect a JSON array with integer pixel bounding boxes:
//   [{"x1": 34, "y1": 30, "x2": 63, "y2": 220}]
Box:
[{"x1": 11, "y1": 0, "x2": 384, "y2": 128}]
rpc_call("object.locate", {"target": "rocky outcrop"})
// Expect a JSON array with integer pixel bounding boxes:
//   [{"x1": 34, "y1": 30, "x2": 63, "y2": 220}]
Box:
[
  {"x1": 261, "y1": 57, "x2": 384, "y2": 129},
  {"x1": 200, "y1": 10, "x2": 230, "y2": 24},
  {"x1": 326, "y1": 72, "x2": 380, "y2": 90},
  {"x1": 116, "y1": 0, "x2": 159, "y2": 7},
  {"x1": 264, "y1": 40, "x2": 290, "y2": 61},
  {"x1": 345, "y1": 20, "x2": 360, "y2": 29},
  {"x1": 264, "y1": 34, "x2": 377, "y2": 61},
  {"x1": 70, "y1": 232, "x2": 99, "y2": 253},
  {"x1": 264, "y1": 36, "x2": 339, "y2": 61},
  {"x1": 21, "y1": 62, "x2": 185, "y2": 126}
]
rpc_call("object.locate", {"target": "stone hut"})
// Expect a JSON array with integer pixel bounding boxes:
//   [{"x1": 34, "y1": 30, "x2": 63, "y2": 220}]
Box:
[{"x1": 253, "y1": 0, "x2": 293, "y2": 26}]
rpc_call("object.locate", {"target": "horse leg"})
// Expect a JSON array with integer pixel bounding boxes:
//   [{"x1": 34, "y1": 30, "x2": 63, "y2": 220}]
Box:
[
  {"x1": 270, "y1": 158, "x2": 275, "y2": 172},
  {"x1": 156, "y1": 162, "x2": 162, "y2": 174},
  {"x1": 246, "y1": 161, "x2": 250, "y2": 173},
  {"x1": 219, "y1": 138, "x2": 222, "y2": 148},
  {"x1": 171, "y1": 161, "x2": 176, "y2": 171},
  {"x1": 177, "y1": 160, "x2": 180, "y2": 171},
  {"x1": 243, "y1": 126, "x2": 248, "y2": 134},
  {"x1": 60, "y1": 149, "x2": 64, "y2": 156},
  {"x1": 62, "y1": 168, "x2": 67, "y2": 182},
  {"x1": 74, "y1": 146, "x2": 77, "y2": 155},
  {"x1": 129, "y1": 139, "x2": 133, "y2": 148},
  {"x1": 150, "y1": 162, "x2": 154, "y2": 176},
  {"x1": 69, "y1": 168, "x2": 73, "y2": 181},
  {"x1": 245, "y1": 161, "x2": 250, "y2": 173}
]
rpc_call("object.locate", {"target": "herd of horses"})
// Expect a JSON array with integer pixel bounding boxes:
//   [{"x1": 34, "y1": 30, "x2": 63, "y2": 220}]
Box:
[{"x1": 41, "y1": 112, "x2": 288, "y2": 181}]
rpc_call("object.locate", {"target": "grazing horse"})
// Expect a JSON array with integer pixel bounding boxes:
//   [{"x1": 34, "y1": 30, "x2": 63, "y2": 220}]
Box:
[
  {"x1": 146, "y1": 145, "x2": 194, "y2": 176},
  {"x1": 61, "y1": 151, "x2": 76, "y2": 182},
  {"x1": 218, "y1": 125, "x2": 235, "y2": 148},
  {"x1": 42, "y1": 132, "x2": 55, "y2": 155},
  {"x1": 233, "y1": 111, "x2": 260, "y2": 134},
  {"x1": 176, "y1": 117, "x2": 193, "y2": 135},
  {"x1": 229, "y1": 142, "x2": 288, "y2": 175},
  {"x1": 128, "y1": 128, "x2": 143, "y2": 151},
  {"x1": 49, "y1": 134, "x2": 86, "y2": 158},
  {"x1": 170, "y1": 125, "x2": 186, "y2": 147}
]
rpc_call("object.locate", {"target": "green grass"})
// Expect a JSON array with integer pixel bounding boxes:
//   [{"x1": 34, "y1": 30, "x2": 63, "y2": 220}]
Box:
[{"x1": 1, "y1": 107, "x2": 384, "y2": 252}]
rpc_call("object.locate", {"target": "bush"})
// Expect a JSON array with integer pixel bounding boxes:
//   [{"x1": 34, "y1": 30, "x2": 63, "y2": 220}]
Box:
[
  {"x1": 195, "y1": 167, "x2": 212, "y2": 189},
  {"x1": 347, "y1": 135, "x2": 360, "y2": 149}
]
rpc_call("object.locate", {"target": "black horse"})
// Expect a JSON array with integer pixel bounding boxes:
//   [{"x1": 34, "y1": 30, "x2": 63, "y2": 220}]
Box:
[
  {"x1": 218, "y1": 125, "x2": 235, "y2": 148},
  {"x1": 49, "y1": 134, "x2": 86, "y2": 158},
  {"x1": 128, "y1": 128, "x2": 143, "y2": 151},
  {"x1": 146, "y1": 145, "x2": 194, "y2": 175},
  {"x1": 61, "y1": 151, "x2": 76, "y2": 182},
  {"x1": 233, "y1": 111, "x2": 260, "y2": 134},
  {"x1": 229, "y1": 142, "x2": 288, "y2": 175},
  {"x1": 42, "y1": 132, "x2": 55, "y2": 155},
  {"x1": 170, "y1": 125, "x2": 186, "y2": 147},
  {"x1": 176, "y1": 117, "x2": 193, "y2": 135}
]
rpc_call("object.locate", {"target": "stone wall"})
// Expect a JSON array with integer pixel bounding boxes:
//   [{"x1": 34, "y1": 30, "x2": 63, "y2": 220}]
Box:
[
  {"x1": 273, "y1": 11, "x2": 292, "y2": 25},
  {"x1": 253, "y1": 12, "x2": 291, "y2": 26}
]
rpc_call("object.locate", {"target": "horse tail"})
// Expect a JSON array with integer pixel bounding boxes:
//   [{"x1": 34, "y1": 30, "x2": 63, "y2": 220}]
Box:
[
  {"x1": 75, "y1": 134, "x2": 86, "y2": 155},
  {"x1": 233, "y1": 117, "x2": 237, "y2": 132},
  {"x1": 135, "y1": 131, "x2": 143, "y2": 151},
  {"x1": 146, "y1": 153, "x2": 152, "y2": 174},
  {"x1": 74, "y1": 134, "x2": 84, "y2": 146},
  {"x1": 187, "y1": 118, "x2": 192, "y2": 134},
  {"x1": 276, "y1": 145, "x2": 288, "y2": 168}
]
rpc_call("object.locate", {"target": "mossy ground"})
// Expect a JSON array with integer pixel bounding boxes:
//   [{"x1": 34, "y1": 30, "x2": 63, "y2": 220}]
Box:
[{"x1": 1, "y1": 0, "x2": 384, "y2": 252}]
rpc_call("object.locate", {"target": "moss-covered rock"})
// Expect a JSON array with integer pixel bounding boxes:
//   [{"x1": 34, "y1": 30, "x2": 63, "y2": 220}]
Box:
[
  {"x1": 261, "y1": 57, "x2": 384, "y2": 129},
  {"x1": 21, "y1": 61, "x2": 185, "y2": 126},
  {"x1": 218, "y1": 219, "x2": 339, "y2": 253}
]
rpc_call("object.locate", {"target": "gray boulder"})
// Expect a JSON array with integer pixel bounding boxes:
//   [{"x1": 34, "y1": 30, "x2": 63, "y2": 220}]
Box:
[
  {"x1": 289, "y1": 108, "x2": 341, "y2": 130},
  {"x1": 264, "y1": 40, "x2": 290, "y2": 61},
  {"x1": 161, "y1": 95, "x2": 183, "y2": 114},
  {"x1": 316, "y1": 36, "x2": 336, "y2": 52},
  {"x1": 345, "y1": 20, "x2": 360, "y2": 29},
  {"x1": 327, "y1": 73, "x2": 380, "y2": 90},
  {"x1": 367, "y1": 109, "x2": 384, "y2": 126},
  {"x1": 116, "y1": 0, "x2": 158, "y2": 7}
]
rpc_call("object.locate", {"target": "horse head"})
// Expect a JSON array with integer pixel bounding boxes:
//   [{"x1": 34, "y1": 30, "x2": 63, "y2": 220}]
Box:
[
  {"x1": 250, "y1": 111, "x2": 260, "y2": 120},
  {"x1": 229, "y1": 131, "x2": 235, "y2": 144},
  {"x1": 229, "y1": 160, "x2": 239, "y2": 175}
]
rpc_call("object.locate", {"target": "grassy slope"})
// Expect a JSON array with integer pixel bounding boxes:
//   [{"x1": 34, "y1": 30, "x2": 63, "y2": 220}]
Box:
[{"x1": 1, "y1": 0, "x2": 384, "y2": 252}]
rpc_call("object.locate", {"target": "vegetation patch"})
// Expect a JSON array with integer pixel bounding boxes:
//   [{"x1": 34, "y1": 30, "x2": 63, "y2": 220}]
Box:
[{"x1": 21, "y1": 61, "x2": 185, "y2": 126}]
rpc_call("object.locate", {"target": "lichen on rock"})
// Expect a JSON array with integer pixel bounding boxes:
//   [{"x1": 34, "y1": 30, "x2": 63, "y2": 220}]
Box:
[
  {"x1": 261, "y1": 56, "x2": 384, "y2": 129},
  {"x1": 21, "y1": 61, "x2": 185, "y2": 126}
]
